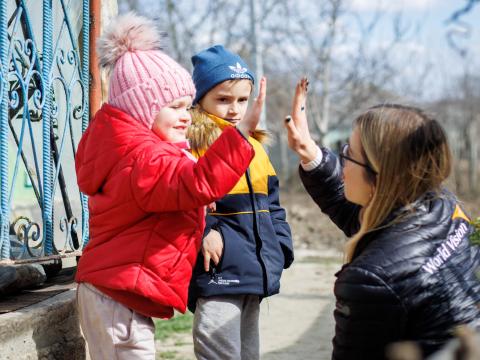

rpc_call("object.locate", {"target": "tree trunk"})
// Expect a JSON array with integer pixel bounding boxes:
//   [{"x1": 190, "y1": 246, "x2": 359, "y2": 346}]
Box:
[
  {"x1": 451, "y1": 130, "x2": 462, "y2": 194},
  {"x1": 279, "y1": 133, "x2": 289, "y2": 186},
  {"x1": 468, "y1": 117, "x2": 479, "y2": 194},
  {"x1": 99, "y1": 0, "x2": 119, "y2": 104}
]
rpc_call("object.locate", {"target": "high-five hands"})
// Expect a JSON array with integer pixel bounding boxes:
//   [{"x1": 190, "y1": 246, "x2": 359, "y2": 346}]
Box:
[
  {"x1": 284, "y1": 77, "x2": 318, "y2": 163},
  {"x1": 237, "y1": 77, "x2": 267, "y2": 138}
]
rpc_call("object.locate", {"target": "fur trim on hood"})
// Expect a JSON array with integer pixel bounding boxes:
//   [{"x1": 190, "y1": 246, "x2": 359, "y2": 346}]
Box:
[{"x1": 187, "y1": 107, "x2": 269, "y2": 158}]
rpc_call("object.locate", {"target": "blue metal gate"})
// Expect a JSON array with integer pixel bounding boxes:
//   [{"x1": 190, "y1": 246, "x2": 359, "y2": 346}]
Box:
[{"x1": 0, "y1": 0, "x2": 90, "y2": 263}]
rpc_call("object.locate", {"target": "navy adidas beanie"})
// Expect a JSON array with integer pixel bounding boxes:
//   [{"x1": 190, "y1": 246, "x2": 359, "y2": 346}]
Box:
[{"x1": 191, "y1": 45, "x2": 255, "y2": 104}]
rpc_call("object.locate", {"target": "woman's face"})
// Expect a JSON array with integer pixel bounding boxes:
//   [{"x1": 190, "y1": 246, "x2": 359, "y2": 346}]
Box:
[{"x1": 343, "y1": 127, "x2": 376, "y2": 207}]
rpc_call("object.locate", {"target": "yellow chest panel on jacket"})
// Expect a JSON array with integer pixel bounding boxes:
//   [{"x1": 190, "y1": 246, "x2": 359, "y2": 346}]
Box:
[
  {"x1": 188, "y1": 111, "x2": 276, "y2": 195},
  {"x1": 229, "y1": 138, "x2": 275, "y2": 195}
]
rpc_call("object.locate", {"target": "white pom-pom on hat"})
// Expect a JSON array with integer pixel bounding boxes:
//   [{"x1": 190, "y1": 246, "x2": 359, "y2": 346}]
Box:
[
  {"x1": 97, "y1": 12, "x2": 163, "y2": 70},
  {"x1": 100, "y1": 13, "x2": 196, "y2": 130}
]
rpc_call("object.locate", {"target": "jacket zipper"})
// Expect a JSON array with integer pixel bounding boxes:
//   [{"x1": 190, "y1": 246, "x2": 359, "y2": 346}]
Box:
[{"x1": 245, "y1": 168, "x2": 268, "y2": 296}]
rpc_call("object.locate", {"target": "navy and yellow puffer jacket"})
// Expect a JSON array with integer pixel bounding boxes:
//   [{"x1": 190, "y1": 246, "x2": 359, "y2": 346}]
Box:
[{"x1": 187, "y1": 109, "x2": 294, "y2": 312}]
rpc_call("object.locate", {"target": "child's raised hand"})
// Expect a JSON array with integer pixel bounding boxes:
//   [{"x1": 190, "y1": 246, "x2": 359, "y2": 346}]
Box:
[
  {"x1": 237, "y1": 77, "x2": 267, "y2": 138},
  {"x1": 202, "y1": 229, "x2": 223, "y2": 272},
  {"x1": 285, "y1": 77, "x2": 318, "y2": 163}
]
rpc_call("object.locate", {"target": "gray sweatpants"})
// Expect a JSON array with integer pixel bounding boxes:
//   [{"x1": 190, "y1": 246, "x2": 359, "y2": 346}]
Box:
[
  {"x1": 192, "y1": 295, "x2": 260, "y2": 360},
  {"x1": 77, "y1": 282, "x2": 155, "y2": 360}
]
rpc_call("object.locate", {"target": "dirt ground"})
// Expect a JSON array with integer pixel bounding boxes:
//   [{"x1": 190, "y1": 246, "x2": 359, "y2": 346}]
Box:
[
  {"x1": 282, "y1": 190, "x2": 347, "y2": 251},
  {"x1": 155, "y1": 250, "x2": 340, "y2": 360}
]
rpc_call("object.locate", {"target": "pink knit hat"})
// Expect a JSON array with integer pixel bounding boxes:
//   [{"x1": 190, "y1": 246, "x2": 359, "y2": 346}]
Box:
[{"x1": 97, "y1": 13, "x2": 196, "y2": 129}]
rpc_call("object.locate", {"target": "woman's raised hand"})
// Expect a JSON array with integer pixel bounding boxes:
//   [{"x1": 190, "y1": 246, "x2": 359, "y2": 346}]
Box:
[
  {"x1": 237, "y1": 77, "x2": 267, "y2": 138},
  {"x1": 285, "y1": 77, "x2": 318, "y2": 163}
]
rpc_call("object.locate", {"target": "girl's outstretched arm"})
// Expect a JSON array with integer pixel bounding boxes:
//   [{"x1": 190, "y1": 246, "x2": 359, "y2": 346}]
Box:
[{"x1": 130, "y1": 127, "x2": 255, "y2": 213}]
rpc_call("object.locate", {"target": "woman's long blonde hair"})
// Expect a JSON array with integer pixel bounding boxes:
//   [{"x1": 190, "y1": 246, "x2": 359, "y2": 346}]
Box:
[{"x1": 345, "y1": 104, "x2": 452, "y2": 262}]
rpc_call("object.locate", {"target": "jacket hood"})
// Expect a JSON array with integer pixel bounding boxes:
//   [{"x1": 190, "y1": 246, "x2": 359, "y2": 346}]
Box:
[
  {"x1": 75, "y1": 103, "x2": 157, "y2": 196},
  {"x1": 187, "y1": 107, "x2": 268, "y2": 158}
]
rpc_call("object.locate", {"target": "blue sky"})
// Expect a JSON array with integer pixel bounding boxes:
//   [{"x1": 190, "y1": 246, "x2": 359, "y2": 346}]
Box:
[{"x1": 350, "y1": 0, "x2": 480, "y2": 99}]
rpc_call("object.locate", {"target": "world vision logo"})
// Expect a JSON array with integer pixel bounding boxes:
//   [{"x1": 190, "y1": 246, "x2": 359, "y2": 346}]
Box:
[
  {"x1": 452, "y1": 204, "x2": 470, "y2": 222},
  {"x1": 421, "y1": 205, "x2": 471, "y2": 275}
]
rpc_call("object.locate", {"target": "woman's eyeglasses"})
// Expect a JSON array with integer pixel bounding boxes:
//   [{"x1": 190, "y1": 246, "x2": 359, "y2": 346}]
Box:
[{"x1": 339, "y1": 143, "x2": 377, "y2": 175}]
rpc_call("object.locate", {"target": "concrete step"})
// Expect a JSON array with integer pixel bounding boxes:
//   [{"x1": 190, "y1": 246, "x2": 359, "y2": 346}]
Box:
[{"x1": 0, "y1": 275, "x2": 85, "y2": 359}]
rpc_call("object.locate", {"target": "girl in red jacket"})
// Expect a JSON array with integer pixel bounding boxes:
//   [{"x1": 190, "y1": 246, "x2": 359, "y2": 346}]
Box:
[{"x1": 75, "y1": 14, "x2": 265, "y2": 359}]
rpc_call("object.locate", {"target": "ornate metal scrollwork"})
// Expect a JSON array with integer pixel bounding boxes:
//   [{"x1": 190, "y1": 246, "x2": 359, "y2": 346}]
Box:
[
  {"x1": 10, "y1": 216, "x2": 42, "y2": 259},
  {"x1": 1, "y1": 0, "x2": 90, "y2": 262},
  {"x1": 58, "y1": 216, "x2": 80, "y2": 253}
]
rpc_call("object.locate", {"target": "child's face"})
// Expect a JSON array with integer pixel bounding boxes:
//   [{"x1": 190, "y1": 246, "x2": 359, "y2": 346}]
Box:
[
  {"x1": 199, "y1": 80, "x2": 252, "y2": 125},
  {"x1": 152, "y1": 96, "x2": 192, "y2": 142}
]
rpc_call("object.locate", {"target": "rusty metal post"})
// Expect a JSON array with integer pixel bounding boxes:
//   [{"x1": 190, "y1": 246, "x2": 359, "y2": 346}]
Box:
[{"x1": 89, "y1": 0, "x2": 101, "y2": 119}]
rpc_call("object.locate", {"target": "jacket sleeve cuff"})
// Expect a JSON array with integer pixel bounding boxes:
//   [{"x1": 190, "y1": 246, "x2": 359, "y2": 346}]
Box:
[{"x1": 300, "y1": 145, "x2": 323, "y2": 172}]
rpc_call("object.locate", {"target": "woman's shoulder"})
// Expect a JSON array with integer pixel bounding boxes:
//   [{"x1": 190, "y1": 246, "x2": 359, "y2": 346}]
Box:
[{"x1": 350, "y1": 194, "x2": 472, "y2": 279}]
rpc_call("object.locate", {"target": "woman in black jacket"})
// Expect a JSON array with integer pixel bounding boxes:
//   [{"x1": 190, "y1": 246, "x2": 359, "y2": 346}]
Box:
[{"x1": 285, "y1": 78, "x2": 480, "y2": 359}]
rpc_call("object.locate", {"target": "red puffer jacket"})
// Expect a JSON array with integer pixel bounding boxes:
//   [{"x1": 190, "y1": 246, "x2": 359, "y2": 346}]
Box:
[{"x1": 75, "y1": 104, "x2": 254, "y2": 318}]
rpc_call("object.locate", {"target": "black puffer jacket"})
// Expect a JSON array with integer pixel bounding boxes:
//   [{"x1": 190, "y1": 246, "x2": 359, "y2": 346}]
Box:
[{"x1": 300, "y1": 148, "x2": 480, "y2": 360}]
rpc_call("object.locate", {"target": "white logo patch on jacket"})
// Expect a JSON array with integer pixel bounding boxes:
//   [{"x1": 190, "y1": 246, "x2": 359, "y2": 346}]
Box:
[{"x1": 422, "y1": 222, "x2": 469, "y2": 274}]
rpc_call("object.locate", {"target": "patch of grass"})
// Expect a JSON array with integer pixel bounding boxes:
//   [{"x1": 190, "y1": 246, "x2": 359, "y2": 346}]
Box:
[
  {"x1": 174, "y1": 340, "x2": 189, "y2": 346},
  {"x1": 154, "y1": 312, "x2": 193, "y2": 341},
  {"x1": 157, "y1": 351, "x2": 177, "y2": 359},
  {"x1": 471, "y1": 217, "x2": 480, "y2": 245}
]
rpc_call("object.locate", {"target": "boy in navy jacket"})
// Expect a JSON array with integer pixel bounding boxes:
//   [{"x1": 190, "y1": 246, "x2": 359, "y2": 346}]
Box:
[{"x1": 187, "y1": 45, "x2": 294, "y2": 360}]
